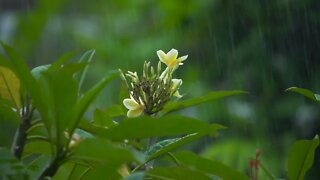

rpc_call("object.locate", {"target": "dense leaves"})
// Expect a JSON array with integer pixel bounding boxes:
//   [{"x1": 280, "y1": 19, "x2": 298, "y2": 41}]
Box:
[{"x1": 0, "y1": 44, "x2": 319, "y2": 179}]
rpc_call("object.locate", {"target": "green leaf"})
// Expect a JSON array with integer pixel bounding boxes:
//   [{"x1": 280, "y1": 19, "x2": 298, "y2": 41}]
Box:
[
  {"x1": 27, "y1": 155, "x2": 50, "y2": 179},
  {"x1": 0, "y1": 147, "x2": 27, "y2": 176},
  {"x1": 47, "y1": 51, "x2": 75, "y2": 72},
  {"x1": 174, "y1": 151, "x2": 249, "y2": 180},
  {"x1": 93, "y1": 108, "x2": 117, "y2": 128},
  {"x1": 74, "y1": 49, "x2": 95, "y2": 91},
  {"x1": 0, "y1": 66, "x2": 21, "y2": 109},
  {"x1": 163, "y1": 90, "x2": 247, "y2": 113},
  {"x1": 23, "y1": 141, "x2": 52, "y2": 157},
  {"x1": 31, "y1": 64, "x2": 51, "y2": 80},
  {"x1": 53, "y1": 162, "x2": 76, "y2": 180},
  {"x1": 287, "y1": 135, "x2": 320, "y2": 180},
  {"x1": 132, "y1": 133, "x2": 207, "y2": 172},
  {"x1": 147, "y1": 166, "x2": 212, "y2": 180},
  {"x1": 0, "y1": 53, "x2": 14, "y2": 69},
  {"x1": 40, "y1": 68, "x2": 78, "y2": 145},
  {"x1": 123, "y1": 172, "x2": 144, "y2": 180},
  {"x1": 1, "y1": 43, "x2": 48, "y2": 128},
  {"x1": 71, "y1": 71, "x2": 119, "y2": 133},
  {"x1": 286, "y1": 87, "x2": 320, "y2": 103},
  {"x1": 71, "y1": 138, "x2": 135, "y2": 164},
  {"x1": 260, "y1": 162, "x2": 276, "y2": 180},
  {"x1": 146, "y1": 133, "x2": 205, "y2": 162},
  {"x1": 78, "y1": 119, "x2": 108, "y2": 137},
  {"x1": 104, "y1": 104, "x2": 126, "y2": 117},
  {"x1": 103, "y1": 115, "x2": 225, "y2": 141}
]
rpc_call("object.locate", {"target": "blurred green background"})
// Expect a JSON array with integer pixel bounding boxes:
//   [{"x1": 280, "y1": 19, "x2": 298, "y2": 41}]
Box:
[{"x1": 1, "y1": 0, "x2": 319, "y2": 179}]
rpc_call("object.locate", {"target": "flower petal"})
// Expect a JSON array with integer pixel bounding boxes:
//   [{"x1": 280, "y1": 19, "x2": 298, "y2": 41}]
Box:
[
  {"x1": 174, "y1": 91, "x2": 183, "y2": 98},
  {"x1": 166, "y1": 49, "x2": 178, "y2": 61},
  {"x1": 123, "y1": 98, "x2": 139, "y2": 110},
  {"x1": 172, "y1": 79, "x2": 183, "y2": 87},
  {"x1": 178, "y1": 55, "x2": 188, "y2": 61},
  {"x1": 127, "y1": 108, "x2": 143, "y2": 118},
  {"x1": 157, "y1": 50, "x2": 167, "y2": 63}
]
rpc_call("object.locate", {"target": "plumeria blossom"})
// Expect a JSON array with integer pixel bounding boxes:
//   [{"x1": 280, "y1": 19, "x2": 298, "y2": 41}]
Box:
[
  {"x1": 172, "y1": 79, "x2": 183, "y2": 98},
  {"x1": 157, "y1": 49, "x2": 188, "y2": 69},
  {"x1": 120, "y1": 49, "x2": 187, "y2": 117},
  {"x1": 123, "y1": 94, "x2": 145, "y2": 118}
]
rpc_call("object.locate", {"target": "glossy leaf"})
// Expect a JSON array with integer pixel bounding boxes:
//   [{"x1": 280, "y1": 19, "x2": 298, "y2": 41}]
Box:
[
  {"x1": 163, "y1": 90, "x2": 247, "y2": 113},
  {"x1": 103, "y1": 115, "x2": 225, "y2": 141},
  {"x1": 174, "y1": 151, "x2": 249, "y2": 180},
  {"x1": 0, "y1": 66, "x2": 20, "y2": 109},
  {"x1": 287, "y1": 135, "x2": 319, "y2": 180},
  {"x1": 286, "y1": 87, "x2": 320, "y2": 103},
  {"x1": 147, "y1": 166, "x2": 212, "y2": 180}
]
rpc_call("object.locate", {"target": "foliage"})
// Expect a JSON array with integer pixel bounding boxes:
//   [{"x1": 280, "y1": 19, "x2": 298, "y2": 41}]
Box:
[
  {"x1": 0, "y1": 45, "x2": 248, "y2": 179},
  {"x1": 0, "y1": 43, "x2": 319, "y2": 179}
]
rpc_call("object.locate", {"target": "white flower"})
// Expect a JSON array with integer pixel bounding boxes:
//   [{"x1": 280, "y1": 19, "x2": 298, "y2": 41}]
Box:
[
  {"x1": 171, "y1": 79, "x2": 183, "y2": 98},
  {"x1": 123, "y1": 94, "x2": 145, "y2": 118},
  {"x1": 157, "y1": 49, "x2": 188, "y2": 69}
]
